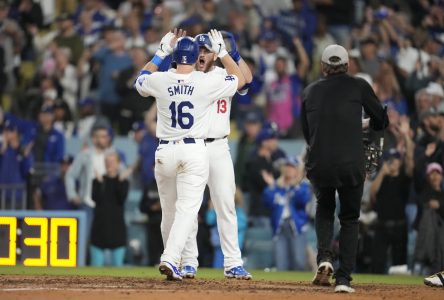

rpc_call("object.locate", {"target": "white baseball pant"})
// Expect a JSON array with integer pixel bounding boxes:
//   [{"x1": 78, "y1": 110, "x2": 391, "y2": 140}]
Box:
[
  {"x1": 155, "y1": 140, "x2": 209, "y2": 266},
  {"x1": 181, "y1": 138, "x2": 243, "y2": 269}
]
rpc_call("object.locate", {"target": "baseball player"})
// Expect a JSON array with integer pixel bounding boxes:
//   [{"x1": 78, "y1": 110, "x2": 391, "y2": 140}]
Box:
[
  {"x1": 134, "y1": 28, "x2": 245, "y2": 280},
  {"x1": 179, "y1": 32, "x2": 253, "y2": 280}
]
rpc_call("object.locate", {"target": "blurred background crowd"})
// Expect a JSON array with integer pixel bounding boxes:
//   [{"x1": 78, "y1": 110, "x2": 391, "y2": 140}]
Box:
[{"x1": 1, "y1": 0, "x2": 444, "y2": 275}]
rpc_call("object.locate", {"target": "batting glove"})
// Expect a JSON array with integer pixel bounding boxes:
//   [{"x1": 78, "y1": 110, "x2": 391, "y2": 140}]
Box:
[
  {"x1": 221, "y1": 31, "x2": 241, "y2": 63},
  {"x1": 155, "y1": 32, "x2": 175, "y2": 59},
  {"x1": 208, "y1": 29, "x2": 228, "y2": 58}
]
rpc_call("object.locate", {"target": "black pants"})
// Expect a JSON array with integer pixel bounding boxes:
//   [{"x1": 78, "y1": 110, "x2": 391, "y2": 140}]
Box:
[
  {"x1": 371, "y1": 221, "x2": 407, "y2": 273},
  {"x1": 147, "y1": 221, "x2": 163, "y2": 266},
  {"x1": 313, "y1": 182, "x2": 363, "y2": 282}
]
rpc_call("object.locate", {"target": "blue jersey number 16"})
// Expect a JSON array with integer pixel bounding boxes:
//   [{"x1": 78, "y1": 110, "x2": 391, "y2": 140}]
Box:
[{"x1": 169, "y1": 101, "x2": 194, "y2": 129}]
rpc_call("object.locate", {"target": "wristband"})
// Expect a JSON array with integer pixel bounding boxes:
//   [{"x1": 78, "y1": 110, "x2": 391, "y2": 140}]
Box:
[
  {"x1": 218, "y1": 49, "x2": 229, "y2": 58},
  {"x1": 150, "y1": 55, "x2": 163, "y2": 67},
  {"x1": 139, "y1": 70, "x2": 151, "y2": 76},
  {"x1": 230, "y1": 51, "x2": 241, "y2": 64}
]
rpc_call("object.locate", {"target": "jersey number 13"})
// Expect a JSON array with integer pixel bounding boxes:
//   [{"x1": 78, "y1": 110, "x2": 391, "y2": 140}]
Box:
[{"x1": 169, "y1": 101, "x2": 194, "y2": 129}]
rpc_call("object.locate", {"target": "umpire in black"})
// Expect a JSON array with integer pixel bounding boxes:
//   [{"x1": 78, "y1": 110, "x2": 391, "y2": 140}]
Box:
[{"x1": 301, "y1": 45, "x2": 388, "y2": 293}]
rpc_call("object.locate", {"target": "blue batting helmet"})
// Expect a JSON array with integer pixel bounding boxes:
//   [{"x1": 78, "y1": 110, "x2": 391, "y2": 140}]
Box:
[
  {"x1": 195, "y1": 33, "x2": 212, "y2": 50},
  {"x1": 173, "y1": 37, "x2": 199, "y2": 65}
]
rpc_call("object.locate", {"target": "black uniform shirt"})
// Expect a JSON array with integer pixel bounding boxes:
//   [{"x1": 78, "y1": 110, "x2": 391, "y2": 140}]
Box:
[{"x1": 301, "y1": 73, "x2": 388, "y2": 187}]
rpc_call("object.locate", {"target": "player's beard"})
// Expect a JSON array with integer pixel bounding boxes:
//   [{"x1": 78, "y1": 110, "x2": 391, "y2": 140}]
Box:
[{"x1": 196, "y1": 56, "x2": 214, "y2": 73}]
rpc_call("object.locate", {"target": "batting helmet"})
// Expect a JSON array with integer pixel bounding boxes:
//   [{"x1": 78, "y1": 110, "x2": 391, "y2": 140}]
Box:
[
  {"x1": 173, "y1": 37, "x2": 199, "y2": 65},
  {"x1": 195, "y1": 33, "x2": 212, "y2": 50}
]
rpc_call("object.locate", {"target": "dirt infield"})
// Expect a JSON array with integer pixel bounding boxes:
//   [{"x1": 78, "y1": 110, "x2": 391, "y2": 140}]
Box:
[{"x1": 0, "y1": 275, "x2": 442, "y2": 300}]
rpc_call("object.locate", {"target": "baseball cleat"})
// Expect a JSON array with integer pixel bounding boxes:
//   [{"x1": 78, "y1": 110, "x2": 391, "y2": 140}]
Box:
[
  {"x1": 224, "y1": 266, "x2": 252, "y2": 280},
  {"x1": 159, "y1": 261, "x2": 183, "y2": 281},
  {"x1": 312, "y1": 261, "x2": 334, "y2": 286},
  {"x1": 424, "y1": 271, "x2": 444, "y2": 287},
  {"x1": 181, "y1": 265, "x2": 197, "y2": 279},
  {"x1": 334, "y1": 284, "x2": 355, "y2": 293}
]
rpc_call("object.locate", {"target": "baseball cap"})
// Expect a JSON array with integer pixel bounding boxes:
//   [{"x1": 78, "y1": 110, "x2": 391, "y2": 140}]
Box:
[
  {"x1": 245, "y1": 111, "x2": 262, "y2": 123},
  {"x1": 43, "y1": 89, "x2": 57, "y2": 100},
  {"x1": 284, "y1": 156, "x2": 299, "y2": 168},
  {"x1": 79, "y1": 98, "x2": 95, "y2": 107},
  {"x1": 256, "y1": 127, "x2": 278, "y2": 144},
  {"x1": 132, "y1": 121, "x2": 145, "y2": 132},
  {"x1": 321, "y1": 44, "x2": 349, "y2": 66},
  {"x1": 4, "y1": 119, "x2": 18, "y2": 131},
  {"x1": 40, "y1": 105, "x2": 55, "y2": 114},
  {"x1": 426, "y1": 162, "x2": 443, "y2": 175},
  {"x1": 61, "y1": 155, "x2": 74, "y2": 164},
  {"x1": 425, "y1": 82, "x2": 444, "y2": 98},
  {"x1": 261, "y1": 31, "x2": 278, "y2": 42}
]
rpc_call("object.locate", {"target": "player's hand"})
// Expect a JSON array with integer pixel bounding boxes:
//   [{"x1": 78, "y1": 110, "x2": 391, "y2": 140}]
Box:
[
  {"x1": 156, "y1": 28, "x2": 186, "y2": 59},
  {"x1": 221, "y1": 31, "x2": 240, "y2": 63},
  {"x1": 208, "y1": 29, "x2": 228, "y2": 58}
]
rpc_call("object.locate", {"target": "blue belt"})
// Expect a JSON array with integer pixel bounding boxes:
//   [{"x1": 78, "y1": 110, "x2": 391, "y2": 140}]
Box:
[{"x1": 159, "y1": 138, "x2": 196, "y2": 145}]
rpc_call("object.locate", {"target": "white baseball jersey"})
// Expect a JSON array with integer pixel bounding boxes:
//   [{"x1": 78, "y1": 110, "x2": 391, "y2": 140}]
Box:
[
  {"x1": 135, "y1": 69, "x2": 238, "y2": 140},
  {"x1": 207, "y1": 66, "x2": 233, "y2": 138}
]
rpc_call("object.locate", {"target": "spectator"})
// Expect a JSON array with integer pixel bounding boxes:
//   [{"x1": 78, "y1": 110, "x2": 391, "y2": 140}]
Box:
[
  {"x1": 313, "y1": 0, "x2": 354, "y2": 47},
  {"x1": 359, "y1": 37, "x2": 381, "y2": 80},
  {"x1": 10, "y1": 0, "x2": 43, "y2": 60},
  {"x1": 54, "y1": 13, "x2": 84, "y2": 64},
  {"x1": 233, "y1": 58, "x2": 264, "y2": 130},
  {"x1": 53, "y1": 100, "x2": 75, "y2": 139},
  {"x1": 375, "y1": 61, "x2": 408, "y2": 115},
  {"x1": 75, "y1": 98, "x2": 110, "y2": 140},
  {"x1": 0, "y1": 0, "x2": 25, "y2": 92},
  {"x1": 370, "y1": 140, "x2": 414, "y2": 274},
  {"x1": 262, "y1": 156, "x2": 311, "y2": 271},
  {"x1": 90, "y1": 151, "x2": 129, "y2": 266},
  {"x1": 65, "y1": 125, "x2": 111, "y2": 233},
  {"x1": 266, "y1": 39, "x2": 308, "y2": 138},
  {"x1": 92, "y1": 29, "x2": 132, "y2": 121},
  {"x1": 139, "y1": 179, "x2": 163, "y2": 266},
  {"x1": 415, "y1": 162, "x2": 444, "y2": 274},
  {"x1": 245, "y1": 125, "x2": 284, "y2": 227},
  {"x1": 33, "y1": 155, "x2": 73, "y2": 210},
  {"x1": 206, "y1": 188, "x2": 248, "y2": 269},
  {"x1": 0, "y1": 120, "x2": 33, "y2": 209},
  {"x1": 76, "y1": 10, "x2": 101, "y2": 47},
  {"x1": 32, "y1": 105, "x2": 65, "y2": 164},
  {"x1": 54, "y1": 47, "x2": 79, "y2": 115},
  {"x1": 235, "y1": 110, "x2": 263, "y2": 191},
  {"x1": 116, "y1": 47, "x2": 154, "y2": 134},
  {"x1": 274, "y1": 0, "x2": 317, "y2": 55}
]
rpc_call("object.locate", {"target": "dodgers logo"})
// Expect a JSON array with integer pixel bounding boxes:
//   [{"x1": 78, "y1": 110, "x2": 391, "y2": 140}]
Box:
[
  {"x1": 182, "y1": 56, "x2": 187, "y2": 63},
  {"x1": 199, "y1": 35, "x2": 205, "y2": 42},
  {"x1": 225, "y1": 75, "x2": 235, "y2": 81}
]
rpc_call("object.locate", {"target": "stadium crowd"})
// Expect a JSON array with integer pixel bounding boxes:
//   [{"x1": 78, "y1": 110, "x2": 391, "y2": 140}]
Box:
[{"x1": 1, "y1": 0, "x2": 444, "y2": 275}]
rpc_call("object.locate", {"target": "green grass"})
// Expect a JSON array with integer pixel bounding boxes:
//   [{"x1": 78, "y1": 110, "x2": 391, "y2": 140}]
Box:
[{"x1": 0, "y1": 266, "x2": 424, "y2": 285}]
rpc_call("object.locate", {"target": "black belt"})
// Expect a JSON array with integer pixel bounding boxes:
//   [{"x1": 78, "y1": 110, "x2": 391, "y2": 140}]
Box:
[
  {"x1": 159, "y1": 138, "x2": 196, "y2": 144},
  {"x1": 204, "y1": 135, "x2": 228, "y2": 143}
]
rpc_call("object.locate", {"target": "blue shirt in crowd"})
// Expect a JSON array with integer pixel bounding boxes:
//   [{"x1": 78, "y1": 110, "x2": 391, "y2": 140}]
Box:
[{"x1": 93, "y1": 48, "x2": 132, "y2": 104}]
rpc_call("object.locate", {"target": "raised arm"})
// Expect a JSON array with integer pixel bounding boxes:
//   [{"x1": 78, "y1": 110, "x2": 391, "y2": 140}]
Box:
[
  {"x1": 135, "y1": 29, "x2": 185, "y2": 97},
  {"x1": 208, "y1": 30, "x2": 245, "y2": 90},
  {"x1": 141, "y1": 28, "x2": 185, "y2": 74}
]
